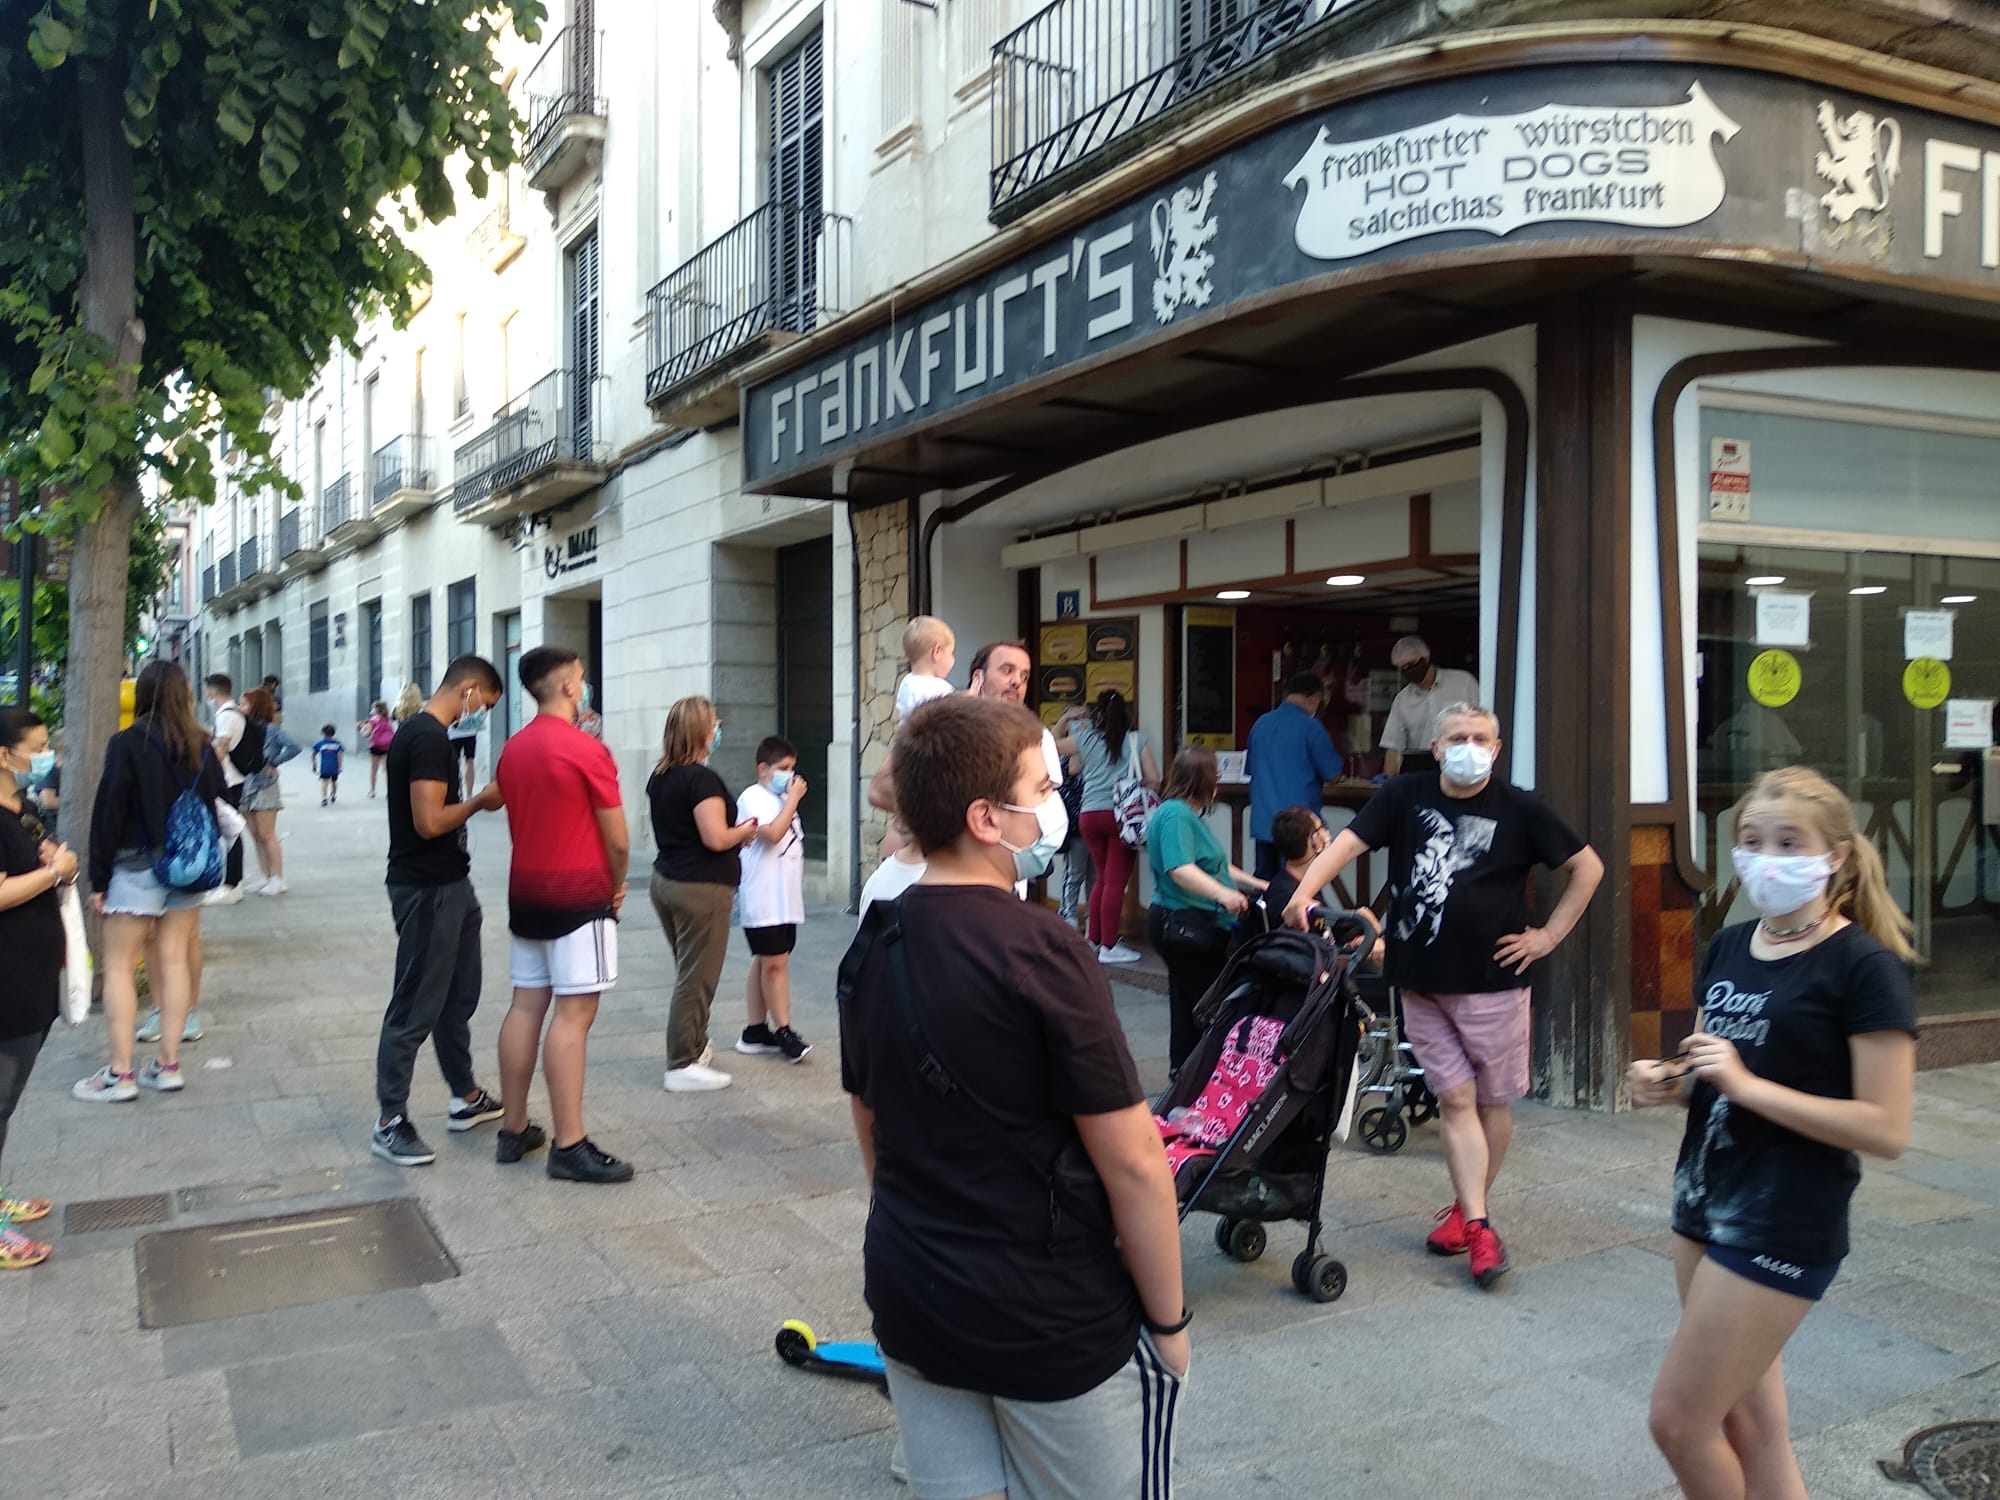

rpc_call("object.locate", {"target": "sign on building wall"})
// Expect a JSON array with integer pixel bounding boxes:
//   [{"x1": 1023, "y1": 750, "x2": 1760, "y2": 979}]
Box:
[{"x1": 746, "y1": 61, "x2": 2000, "y2": 488}]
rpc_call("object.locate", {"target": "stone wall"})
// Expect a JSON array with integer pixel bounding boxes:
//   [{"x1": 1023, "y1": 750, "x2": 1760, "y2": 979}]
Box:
[{"x1": 854, "y1": 502, "x2": 911, "y2": 876}]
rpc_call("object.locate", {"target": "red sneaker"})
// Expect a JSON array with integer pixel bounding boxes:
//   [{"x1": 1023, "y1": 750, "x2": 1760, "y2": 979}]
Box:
[
  {"x1": 1467, "y1": 1219, "x2": 1510, "y2": 1288},
  {"x1": 1426, "y1": 1201, "x2": 1468, "y2": 1256}
]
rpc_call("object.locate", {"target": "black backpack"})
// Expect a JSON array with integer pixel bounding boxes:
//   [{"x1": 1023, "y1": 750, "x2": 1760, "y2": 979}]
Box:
[{"x1": 227, "y1": 713, "x2": 267, "y2": 777}]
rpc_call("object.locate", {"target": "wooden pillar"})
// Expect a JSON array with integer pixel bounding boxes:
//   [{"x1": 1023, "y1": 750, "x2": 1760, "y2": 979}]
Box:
[{"x1": 1533, "y1": 295, "x2": 1633, "y2": 1109}]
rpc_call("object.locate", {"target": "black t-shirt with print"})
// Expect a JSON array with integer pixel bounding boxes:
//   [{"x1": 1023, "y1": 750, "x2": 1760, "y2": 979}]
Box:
[
  {"x1": 385, "y1": 713, "x2": 468, "y2": 887},
  {"x1": 1345, "y1": 772, "x2": 1585, "y2": 993},
  {"x1": 1672, "y1": 922, "x2": 1917, "y2": 1265},
  {"x1": 839, "y1": 885, "x2": 1146, "y2": 1402}
]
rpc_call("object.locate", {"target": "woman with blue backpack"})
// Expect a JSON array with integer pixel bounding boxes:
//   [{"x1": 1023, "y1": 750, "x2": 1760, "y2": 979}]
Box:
[{"x1": 75, "y1": 661, "x2": 227, "y2": 1103}]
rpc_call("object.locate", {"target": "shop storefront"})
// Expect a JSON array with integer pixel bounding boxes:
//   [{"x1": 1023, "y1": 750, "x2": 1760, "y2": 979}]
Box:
[{"x1": 740, "y1": 26, "x2": 2000, "y2": 1101}]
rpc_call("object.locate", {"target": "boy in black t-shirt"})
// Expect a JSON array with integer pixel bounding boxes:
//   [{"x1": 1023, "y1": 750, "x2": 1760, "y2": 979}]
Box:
[
  {"x1": 839, "y1": 695, "x2": 1189, "y2": 1498},
  {"x1": 1283, "y1": 703, "x2": 1603, "y2": 1288}
]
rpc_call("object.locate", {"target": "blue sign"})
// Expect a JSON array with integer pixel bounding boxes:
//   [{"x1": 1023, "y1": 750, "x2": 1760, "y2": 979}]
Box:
[{"x1": 1057, "y1": 590, "x2": 1081, "y2": 619}]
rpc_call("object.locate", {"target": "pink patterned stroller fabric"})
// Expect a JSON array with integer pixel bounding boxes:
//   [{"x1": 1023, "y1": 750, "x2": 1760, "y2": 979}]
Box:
[{"x1": 1158, "y1": 1015, "x2": 1287, "y2": 1179}]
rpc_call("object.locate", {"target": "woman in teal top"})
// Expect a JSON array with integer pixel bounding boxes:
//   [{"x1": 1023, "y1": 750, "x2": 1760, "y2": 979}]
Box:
[{"x1": 1146, "y1": 746, "x2": 1265, "y2": 1070}]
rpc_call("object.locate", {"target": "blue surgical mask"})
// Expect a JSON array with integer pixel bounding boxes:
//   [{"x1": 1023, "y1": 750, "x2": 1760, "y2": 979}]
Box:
[
  {"x1": 768, "y1": 769, "x2": 793, "y2": 796},
  {"x1": 458, "y1": 703, "x2": 490, "y2": 734},
  {"x1": 579, "y1": 681, "x2": 593, "y2": 711},
  {"x1": 710, "y1": 724, "x2": 724, "y2": 756},
  {"x1": 999, "y1": 793, "x2": 1069, "y2": 882},
  {"x1": 28, "y1": 751, "x2": 55, "y2": 780}
]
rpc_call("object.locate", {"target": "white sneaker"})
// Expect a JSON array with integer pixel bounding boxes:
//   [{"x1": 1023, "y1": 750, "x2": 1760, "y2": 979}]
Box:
[
  {"x1": 137, "y1": 1058, "x2": 186, "y2": 1092},
  {"x1": 72, "y1": 1066, "x2": 137, "y2": 1103},
  {"x1": 663, "y1": 1062, "x2": 733, "y2": 1093},
  {"x1": 204, "y1": 885, "x2": 245, "y2": 907},
  {"x1": 258, "y1": 878, "x2": 288, "y2": 896},
  {"x1": 1098, "y1": 943, "x2": 1143, "y2": 965}
]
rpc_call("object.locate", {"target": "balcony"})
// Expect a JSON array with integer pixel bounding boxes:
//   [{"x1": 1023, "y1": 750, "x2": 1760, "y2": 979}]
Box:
[
  {"x1": 279, "y1": 505, "x2": 328, "y2": 574},
  {"x1": 239, "y1": 536, "x2": 279, "y2": 597},
  {"x1": 319, "y1": 473, "x2": 378, "y2": 554},
  {"x1": 201, "y1": 564, "x2": 216, "y2": 605},
  {"x1": 467, "y1": 180, "x2": 526, "y2": 274},
  {"x1": 522, "y1": 27, "x2": 606, "y2": 193},
  {"x1": 371, "y1": 435, "x2": 438, "y2": 525},
  {"x1": 452, "y1": 369, "x2": 606, "y2": 526},
  {"x1": 991, "y1": 0, "x2": 1338, "y2": 216},
  {"x1": 644, "y1": 202, "x2": 853, "y2": 426}
]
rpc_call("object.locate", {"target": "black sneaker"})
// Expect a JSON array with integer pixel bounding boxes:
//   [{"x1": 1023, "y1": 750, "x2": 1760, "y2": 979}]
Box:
[
  {"x1": 773, "y1": 1026, "x2": 812, "y2": 1064},
  {"x1": 735, "y1": 1024, "x2": 781, "y2": 1056},
  {"x1": 371, "y1": 1116, "x2": 436, "y2": 1167},
  {"x1": 496, "y1": 1122, "x2": 548, "y2": 1164},
  {"x1": 547, "y1": 1137, "x2": 634, "y2": 1184},
  {"x1": 447, "y1": 1089, "x2": 505, "y2": 1133}
]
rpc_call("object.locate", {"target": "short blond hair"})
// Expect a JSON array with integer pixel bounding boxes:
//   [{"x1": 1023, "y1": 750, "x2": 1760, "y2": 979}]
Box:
[{"x1": 902, "y1": 615, "x2": 954, "y2": 666}]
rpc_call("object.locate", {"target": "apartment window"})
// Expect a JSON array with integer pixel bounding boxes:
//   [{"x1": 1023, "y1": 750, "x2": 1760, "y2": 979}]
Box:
[
  {"x1": 446, "y1": 577, "x2": 476, "y2": 660},
  {"x1": 453, "y1": 312, "x2": 470, "y2": 419},
  {"x1": 362, "y1": 373, "x2": 379, "y2": 480},
  {"x1": 313, "y1": 419, "x2": 327, "y2": 503},
  {"x1": 498, "y1": 314, "x2": 514, "y2": 408},
  {"x1": 308, "y1": 601, "x2": 330, "y2": 693},
  {"x1": 410, "y1": 591, "x2": 433, "y2": 695},
  {"x1": 765, "y1": 30, "x2": 824, "y2": 331},
  {"x1": 566, "y1": 233, "x2": 599, "y2": 455},
  {"x1": 412, "y1": 346, "x2": 427, "y2": 440}
]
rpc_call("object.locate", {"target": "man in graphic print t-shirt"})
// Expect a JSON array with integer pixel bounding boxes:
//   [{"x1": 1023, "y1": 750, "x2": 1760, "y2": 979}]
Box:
[{"x1": 1284, "y1": 703, "x2": 1603, "y2": 1288}]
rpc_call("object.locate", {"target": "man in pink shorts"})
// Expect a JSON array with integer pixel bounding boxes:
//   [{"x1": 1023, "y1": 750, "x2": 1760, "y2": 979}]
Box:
[{"x1": 1284, "y1": 703, "x2": 1602, "y2": 1287}]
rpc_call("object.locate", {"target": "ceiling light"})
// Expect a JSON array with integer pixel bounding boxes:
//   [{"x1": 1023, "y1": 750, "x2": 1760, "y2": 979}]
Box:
[
  {"x1": 1745, "y1": 575, "x2": 1786, "y2": 587},
  {"x1": 1325, "y1": 574, "x2": 1366, "y2": 587},
  {"x1": 1849, "y1": 585, "x2": 1887, "y2": 596},
  {"x1": 1215, "y1": 589, "x2": 1251, "y2": 601},
  {"x1": 1942, "y1": 594, "x2": 1978, "y2": 604}
]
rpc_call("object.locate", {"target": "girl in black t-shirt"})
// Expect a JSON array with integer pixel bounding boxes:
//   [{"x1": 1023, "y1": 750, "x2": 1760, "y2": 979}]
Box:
[{"x1": 1628, "y1": 767, "x2": 1916, "y2": 1500}]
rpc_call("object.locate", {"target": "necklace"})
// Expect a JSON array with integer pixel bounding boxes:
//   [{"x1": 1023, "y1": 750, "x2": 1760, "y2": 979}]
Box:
[{"x1": 1760, "y1": 909, "x2": 1831, "y2": 943}]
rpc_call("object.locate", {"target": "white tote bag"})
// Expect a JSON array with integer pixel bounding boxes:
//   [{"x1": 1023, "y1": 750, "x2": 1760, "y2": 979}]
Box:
[{"x1": 58, "y1": 884, "x2": 93, "y2": 1026}]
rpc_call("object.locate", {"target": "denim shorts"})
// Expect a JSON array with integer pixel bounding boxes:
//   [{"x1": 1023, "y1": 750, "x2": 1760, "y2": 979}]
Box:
[{"x1": 103, "y1": 853, "x2": 207, "y2": 917}]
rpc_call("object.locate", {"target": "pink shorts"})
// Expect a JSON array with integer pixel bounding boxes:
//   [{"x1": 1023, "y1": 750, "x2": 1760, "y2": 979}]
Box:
[{"x1": 1400, "y1": 987, "x2": 1533, "y2": 1106}]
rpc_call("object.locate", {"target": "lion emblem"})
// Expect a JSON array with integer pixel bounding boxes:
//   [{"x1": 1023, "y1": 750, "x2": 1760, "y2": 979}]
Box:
[
  {"x1": 1814, "y1": 101, "x2": 1901, "y2": 224},
  {"x1": 1150, "y1": 170, "x2": 1218, "y2": 325}
]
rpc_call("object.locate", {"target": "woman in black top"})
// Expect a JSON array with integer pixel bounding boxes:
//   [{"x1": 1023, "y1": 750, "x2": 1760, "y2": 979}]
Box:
[
  {"x1": 0, "y1": 707, "x2": 78, "y2": 1269},
  {"x1": 647, "y1": 696, "x2": 757, "y2": 1092},
  {"x1": 1629, "y1": 767, "x2": 1917, "y2": 1500},
  {"x1": 76, "y1": 661, "x2": 227, "y2": 1104}
]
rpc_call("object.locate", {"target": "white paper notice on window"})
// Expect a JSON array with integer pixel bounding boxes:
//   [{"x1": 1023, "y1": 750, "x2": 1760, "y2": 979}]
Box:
[
  {"x1": 1754, "y1": 591, "x2": 1811, "y2": 648},
  {"x1": 1944, "y1": 698, "x2": 1994, "y2": 751},
  {"x1": 1905, "y1": 610, "x2": 1954, "y2": 662}
]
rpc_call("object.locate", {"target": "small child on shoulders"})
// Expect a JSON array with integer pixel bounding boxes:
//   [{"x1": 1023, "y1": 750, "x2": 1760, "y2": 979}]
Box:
[
  {"x1": 883, "y1": 615, "x2": 956, "y2": 862},
  {"x1": 312, "y1": 726, "x2": 345, "y2": 807}
]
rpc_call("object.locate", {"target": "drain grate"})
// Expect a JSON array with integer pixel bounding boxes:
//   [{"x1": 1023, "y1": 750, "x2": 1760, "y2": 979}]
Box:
[
  {"x1": 175, "y1": 1169, "x2": 345, "y2": 1214},
  {"x1": 135, "y1": 1198, "x2": 457, "y2": 1329},
  {"x1": 1883, "y1": 1421, "x2": 2000, "y2": 1498},
  {"x1": 64, "y1": 1193, "x2": 172, "y2": 1234}
]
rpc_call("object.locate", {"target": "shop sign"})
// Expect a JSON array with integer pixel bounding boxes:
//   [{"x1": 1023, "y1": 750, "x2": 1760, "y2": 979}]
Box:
[
  {"x1": 1056, "y1": 589, "x2": 1081, "y2": 619},
  {"x1": 544, "y1": 523, "x2": 599, "y2": 581},
  {"x1": 1905, "y1": 656, "x2": 1951, "y2": 709},
  {"x1": 1708, "y1": 438, "x2": 1751, "y2": 521},
  {"x1": 1747, "y1": 649, "x2": 1801, "y2": 708},
  {"x1": 747, "y1": 61, "x2": 2000, "y2": 489}
]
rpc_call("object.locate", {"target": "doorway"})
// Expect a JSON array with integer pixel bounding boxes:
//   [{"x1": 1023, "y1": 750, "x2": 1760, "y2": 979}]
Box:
[
  {"x1": 778, "y1": 536, "x2": 834, "y2": 862},
  {"x1": 497, "y1": 611, "x2": 523, "y2": 743},
  {"x1": 360, "y1": 599, "x2": 384, "y2": 721}
]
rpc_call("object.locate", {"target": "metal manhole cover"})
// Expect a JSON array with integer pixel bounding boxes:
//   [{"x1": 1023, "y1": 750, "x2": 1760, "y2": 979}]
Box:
[
  {"x1": 64, "y1": 1193, "x2": 172, "y2": 1234},
  {"x1": 135, "y1": 1198, "x2": 458, "y2": 1329},
  {"x1": 1883, "y1": 1421, "x2": 2000, "y2": 1498},
  {"x1": 175, "y1": 1169, "x2": 345, "y2": 1213}
]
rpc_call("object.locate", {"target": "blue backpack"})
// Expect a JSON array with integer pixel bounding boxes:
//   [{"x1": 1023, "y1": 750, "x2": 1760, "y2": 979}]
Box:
[{"x1": 149, "y1": 737, "x2": 224, "y2": 893}]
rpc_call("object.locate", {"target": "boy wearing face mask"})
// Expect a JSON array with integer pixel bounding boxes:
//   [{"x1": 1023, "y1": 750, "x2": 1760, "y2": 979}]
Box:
[
  {"x1": 735, "y1": 736, "x2": 811, "y2": 1064},
  {"x1": 1283, "y1": 703, "x2": 1603, "y2": 1288}
]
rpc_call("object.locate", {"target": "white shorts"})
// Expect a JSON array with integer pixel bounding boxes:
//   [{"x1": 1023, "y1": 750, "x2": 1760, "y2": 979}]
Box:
[{"x1": 509, "y1": 919, "x2": 618, "y2": 996}]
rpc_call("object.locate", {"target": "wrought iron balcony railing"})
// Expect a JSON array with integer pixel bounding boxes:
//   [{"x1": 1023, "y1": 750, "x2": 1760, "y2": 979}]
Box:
[
  {"x1": 373, "y1": 435, "x2": 436, "y2": 506},
  {"x1": 644, "y1": 202, "x2": 854, "y2": 402},
  {"x1": 523, "y1": 26, "x2": 605, "y2": 165},
  {"x1": 279, "y1": 508, "x2": 301, "y2": 560},
  {"x1": 452, "y1": 370, "x2": 592, "y2": 512},
  {"x1": 319, "y1": 474, "x2": 355, "y2": 536},
  {"x1": 991, "y1": 0, "x2": 1333, "y2": 211}
]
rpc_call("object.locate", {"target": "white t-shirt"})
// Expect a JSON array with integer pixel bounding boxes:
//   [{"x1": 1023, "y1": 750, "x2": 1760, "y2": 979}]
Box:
[
  {"x1": 895, "y1": 672, "x2": 956, "y2": 726},
  {"x1": 858, "y1": 852, "x2": 927, "y2": 920},
  {"x1": 737, "y1": 783, "x2": 805, "y2": 929},
  {"x1": 212, "y1": 702, "x2": 247, "y2": 789},
  {"x1": 1381, "y1": 667, "x2": 1482, "y2": 755}
]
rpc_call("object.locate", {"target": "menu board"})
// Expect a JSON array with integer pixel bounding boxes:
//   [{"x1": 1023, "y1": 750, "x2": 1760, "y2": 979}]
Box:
[
  {"x1": 1038, "y1": 616, "x2": 1138, "y2": 728},
  {"x1": 1182, "y1": 606, "x2": 1236, "y2": 750}
]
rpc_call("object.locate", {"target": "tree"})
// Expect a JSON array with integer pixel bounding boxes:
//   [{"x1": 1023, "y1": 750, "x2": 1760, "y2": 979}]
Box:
[{"x1": 0, "y1": 0, "x2": 540, "y2": 891}]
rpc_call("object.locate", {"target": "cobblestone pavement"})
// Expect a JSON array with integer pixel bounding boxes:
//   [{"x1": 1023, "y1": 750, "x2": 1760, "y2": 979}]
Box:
[{"x1": 3, "y1": 760, "x2": 1998, "y2": 1497}]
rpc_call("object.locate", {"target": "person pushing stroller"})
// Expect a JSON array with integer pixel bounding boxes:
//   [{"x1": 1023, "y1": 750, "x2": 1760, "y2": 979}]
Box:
[{"x1": 1284, "y1": 703, "x2": 1601, "y2": 1288}]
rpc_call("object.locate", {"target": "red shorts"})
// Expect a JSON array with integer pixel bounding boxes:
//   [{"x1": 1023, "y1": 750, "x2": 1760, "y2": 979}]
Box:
[{"x1": 1400, "y1": 987, "x2": 1533, "y2": 1106}]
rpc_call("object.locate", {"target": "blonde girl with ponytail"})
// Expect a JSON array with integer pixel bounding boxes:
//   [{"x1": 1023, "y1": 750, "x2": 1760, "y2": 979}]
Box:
[{"x1": 1628, "y1": 765, "x2": 1918, "y2": 1500}]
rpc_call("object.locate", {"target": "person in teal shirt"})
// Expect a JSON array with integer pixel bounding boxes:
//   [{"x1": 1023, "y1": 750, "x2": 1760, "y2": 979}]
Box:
[{"x1": 1145, "y1": 746, "x2": 1265, "y2": 1069}]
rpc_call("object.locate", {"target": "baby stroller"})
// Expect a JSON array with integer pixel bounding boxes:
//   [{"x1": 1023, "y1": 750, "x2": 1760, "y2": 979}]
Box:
[
  {"x1": 1155, "y1": 920, "x2": 1370, "y2": 1302},
  {"x1": 1349, "y1": 975, "x2": 1439, "y2": 1154}
]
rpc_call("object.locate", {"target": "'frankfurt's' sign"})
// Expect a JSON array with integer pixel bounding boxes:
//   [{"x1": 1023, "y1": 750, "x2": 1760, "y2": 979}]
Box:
[{"x1": 742, "y1": 62, "x2": 2000, "y2": 488}]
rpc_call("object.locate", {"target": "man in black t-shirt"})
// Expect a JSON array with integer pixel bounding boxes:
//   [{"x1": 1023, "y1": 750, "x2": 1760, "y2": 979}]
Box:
[
  {"x1": 370, "y1": 655, "x2": 510, "y2": 1169},
  {"x1": 1284, "y1": 703, "x2": 1603, "y2": 1288},
  {"x1": 840, "y1": 695, "x2": 1189, "y2": 1497}
]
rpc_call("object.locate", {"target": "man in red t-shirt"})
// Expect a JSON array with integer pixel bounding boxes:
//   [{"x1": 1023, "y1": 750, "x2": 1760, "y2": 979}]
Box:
[{"x1": 494, "y1": 644, "x2": 634, "y2": 1185}]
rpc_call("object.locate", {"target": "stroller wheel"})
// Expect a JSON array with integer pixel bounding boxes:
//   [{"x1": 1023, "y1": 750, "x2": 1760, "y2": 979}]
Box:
[
  {"x1": 1226, "y1": 1220, "x2": 1267, "y2": 1263},
  {"x1": 1213, "y1": 1217, "x2": 1238, "y2": 1254},
  {"x1": 1402, "y1": 1080, "x2": 1439, "y2": 1126},
  {"x1": 1292, "y1": 1253, "x2": 1348, "y2": 1303},
  {"x1": 1358, "y1": 1107, "x2": 1408, "y2": 1155}
]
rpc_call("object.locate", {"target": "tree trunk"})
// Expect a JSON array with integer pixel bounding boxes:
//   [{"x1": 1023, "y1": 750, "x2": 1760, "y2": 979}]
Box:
[{"x1": 64, "y1": 59, "x2": 143, "y2": 914}]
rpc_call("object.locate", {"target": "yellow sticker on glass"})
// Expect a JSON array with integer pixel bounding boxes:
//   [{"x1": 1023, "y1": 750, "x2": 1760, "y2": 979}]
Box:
[
  {"x1": 1904, "y1": 656, "x2": 1951, "y2": 709},
  {"x1": 1747, "y1": 649, "x2": 1802, "y2": 708}
]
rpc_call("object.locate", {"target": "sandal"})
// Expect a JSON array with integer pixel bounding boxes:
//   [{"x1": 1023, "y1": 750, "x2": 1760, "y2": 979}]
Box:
[
  {"x1": 0, "y1": 1225, "x2": 51, "y2": 1269},
  {"x1": 0, "y1": 1196, "x2": 52, "y2": 1224}
]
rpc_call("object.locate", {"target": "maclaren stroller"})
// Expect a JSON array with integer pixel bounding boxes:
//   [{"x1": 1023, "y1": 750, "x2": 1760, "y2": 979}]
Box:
[{"x1": 1155, "y1": 920, "x2": 1370, "y2": 1302}]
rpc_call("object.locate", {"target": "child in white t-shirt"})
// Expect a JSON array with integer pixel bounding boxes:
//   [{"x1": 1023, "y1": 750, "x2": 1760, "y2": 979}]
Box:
[
  {"x1": 736, "y1": 735, "x2": 811, "y2": 1064},
  {"x1": 893, "y1": 615, "x2": 956, "y2": 726}
]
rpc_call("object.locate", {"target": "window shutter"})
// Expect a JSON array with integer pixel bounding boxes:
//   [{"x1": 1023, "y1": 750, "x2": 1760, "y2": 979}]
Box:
[
  {"x1": 765, "y1": 31, "x2": 824, "y2": 334},
  {"x1": 569, "y1": 230, "x2": 600, "y2": 454}
]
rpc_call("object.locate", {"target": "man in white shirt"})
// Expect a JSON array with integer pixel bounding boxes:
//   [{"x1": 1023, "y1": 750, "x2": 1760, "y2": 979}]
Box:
[
  {"x1": 1381, "y1": 637, "x2": 1480, "y2": 777},
  {"x1": 204, "y1": 674, "x2": 252, "y2": 903}
]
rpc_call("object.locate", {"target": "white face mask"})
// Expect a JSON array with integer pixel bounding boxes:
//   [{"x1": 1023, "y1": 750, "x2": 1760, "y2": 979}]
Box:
[
  {"x1": 998, "y1": 792, "x2": 1069, "y2": 881},
  {"x1": 1732, "y1": 847, "x2": 1836, "y2": 916},
  {"x1": 1440, "y1": 743, "x2": 1495, "y2": 787}
]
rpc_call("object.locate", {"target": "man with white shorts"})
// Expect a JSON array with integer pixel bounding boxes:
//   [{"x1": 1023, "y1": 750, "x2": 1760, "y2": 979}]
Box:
[{"x1": 494, "y1": 644, "x2": 633, "y2": 1184}]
